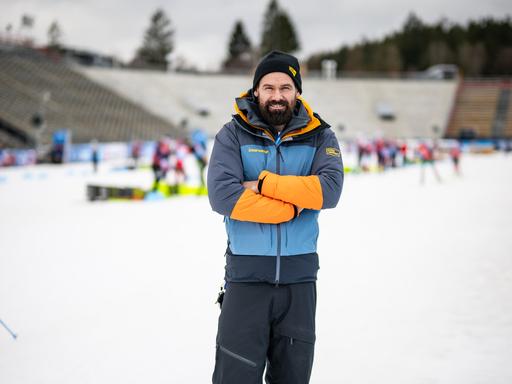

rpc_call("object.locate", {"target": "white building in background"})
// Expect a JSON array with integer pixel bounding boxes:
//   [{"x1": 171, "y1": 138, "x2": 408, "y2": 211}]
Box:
[{"x1": 80, "y1": 67, "x2": 458, "y2": 139}]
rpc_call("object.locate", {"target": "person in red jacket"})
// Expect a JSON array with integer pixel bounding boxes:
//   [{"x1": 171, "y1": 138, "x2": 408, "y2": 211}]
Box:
[
  {"x1": 450, "y1": 143, "x2": 462, "y2": 175},
  {"x1": 418, "y1": 141, "x2": 441, "y2": 184}
]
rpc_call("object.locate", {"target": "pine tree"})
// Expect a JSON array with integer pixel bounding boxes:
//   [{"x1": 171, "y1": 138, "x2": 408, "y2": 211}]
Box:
[
  {"x1": 260, "y1": 0, "x2": 280, "y2": 55},
  {"x1": 306, "y1": 15, "x2": 512, "y2": 76},
  {"x1": 134, "y1": 8, "x2": 174, "y2": 70},
  {"x1": 224, "y1": 20, "x2": 253, "y2": 71},
  {"x1": 396, "y1": 12, "x2": 429, "y2": 70},
  {"x1": 228, "y1": 21, "x2": 252, "y2": 59},
  {"x1": 260, "y1": 0, "x2": 300, "y2": 56}
]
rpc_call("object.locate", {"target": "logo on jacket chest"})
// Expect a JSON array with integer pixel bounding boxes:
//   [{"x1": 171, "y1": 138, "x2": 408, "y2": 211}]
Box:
[{"x1": 247, "y1": 148, "x2": 269, "y2": 154}]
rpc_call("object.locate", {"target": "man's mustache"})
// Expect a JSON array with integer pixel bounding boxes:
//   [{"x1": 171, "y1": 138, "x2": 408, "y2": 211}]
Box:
[{"x1": 265, "y1": 101, "x2": 288, "y2": 108}]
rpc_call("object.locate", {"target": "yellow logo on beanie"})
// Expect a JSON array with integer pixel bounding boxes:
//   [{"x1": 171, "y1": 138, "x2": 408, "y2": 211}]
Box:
[{"x1": 288, "y1": 66, "x2": 297, "y2": 77}]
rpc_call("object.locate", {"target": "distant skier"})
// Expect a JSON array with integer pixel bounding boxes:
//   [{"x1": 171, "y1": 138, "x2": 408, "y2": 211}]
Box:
[
  {"x1": 356, "y1": 139, "x2": 372, "y2": 171},
  {"x1": 417, "y1": 141, "x2": 441, "y2": 184},
  {"x1": 399, "y1": 141, "x2": 408, "y2": 166},
  {"x1": 450, "y1": 143, "x2": 462, "y2": 176},
  {"x1": 172, "y1": 139, "x2": 188, "y2": 186},
  {"x1": 91, "y1": 140, "x2": 99, "y2": 173},
  {"x1": 375, "y1": 139, "x2": 386, "y2": 171},
  {"x1": 130, "y1": 140, "x2": 142, "y2": 169},
  {"x1": 189, "y1": 129, "x2": 208, "y2": 190},
  {"x1": 151, "y1": 138, "x2": 171, "y2": 191},
  {"x1": 389, "y1": 140, "x2": 398, "y2": 168}
]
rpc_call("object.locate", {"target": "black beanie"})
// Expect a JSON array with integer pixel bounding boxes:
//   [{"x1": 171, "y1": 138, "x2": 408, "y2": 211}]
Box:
[{"x1": 252, "y1": 50, "x2": 302, "y2": 94}]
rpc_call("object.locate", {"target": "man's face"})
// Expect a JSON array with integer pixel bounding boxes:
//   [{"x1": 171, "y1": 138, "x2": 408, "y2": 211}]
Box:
[{"x1": 254, "y1": 72, "x2": 300, "y2": 128}]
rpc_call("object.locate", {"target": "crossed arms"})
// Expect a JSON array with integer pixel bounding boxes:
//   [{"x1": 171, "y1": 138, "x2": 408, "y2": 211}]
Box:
[
  {"x1": 233, "y1": 172, "x2": 322, "y2": 222},
  {"x1": 207, "y1": 125, "x2": 344, "y2": 224}
]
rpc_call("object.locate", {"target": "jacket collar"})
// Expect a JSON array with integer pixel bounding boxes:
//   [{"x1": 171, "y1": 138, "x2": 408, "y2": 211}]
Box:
[{"x1": 233, "y1": 89, "x2": 327, "y2": 142}]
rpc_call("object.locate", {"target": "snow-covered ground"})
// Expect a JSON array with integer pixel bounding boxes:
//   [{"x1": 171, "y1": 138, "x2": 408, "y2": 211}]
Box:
[{"x1": 1, "y1": 153, "x2": 511, "y2": 384}]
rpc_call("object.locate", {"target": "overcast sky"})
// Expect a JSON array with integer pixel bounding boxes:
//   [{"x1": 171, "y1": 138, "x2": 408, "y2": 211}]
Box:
[{"x1": 1, "y1": 0, "x2": 509, "y2": 70}]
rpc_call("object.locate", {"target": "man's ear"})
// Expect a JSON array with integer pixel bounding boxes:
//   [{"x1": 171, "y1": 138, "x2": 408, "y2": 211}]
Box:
[{"x1": 254, "y1": 89, "x2": 259, "y2": 98}]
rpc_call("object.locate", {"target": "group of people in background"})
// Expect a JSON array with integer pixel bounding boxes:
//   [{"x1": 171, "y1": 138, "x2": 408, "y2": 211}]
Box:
[
  {"x1": 151, "y1": 131, "x2": 208, "y2": 192},
  {"x1": 357, "y1": 139, "x2": 409, "y2": 170},
  {"x1": 353, "y1": 138, "x2": 464, "y2": 183},
  {"x1": 85, "y1": 130, "x2": 209, "y2": 194}
]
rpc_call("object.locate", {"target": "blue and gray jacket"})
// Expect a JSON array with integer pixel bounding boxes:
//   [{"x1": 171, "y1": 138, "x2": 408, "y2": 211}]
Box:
[{"x1": 207, "y1": 90, "x2": 343, "y2": 284}]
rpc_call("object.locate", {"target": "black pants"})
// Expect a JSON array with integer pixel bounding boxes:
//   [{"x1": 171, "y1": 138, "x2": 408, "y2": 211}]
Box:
[{"x1": 212, "y1": 282, "x2": 316, "y2": 384}]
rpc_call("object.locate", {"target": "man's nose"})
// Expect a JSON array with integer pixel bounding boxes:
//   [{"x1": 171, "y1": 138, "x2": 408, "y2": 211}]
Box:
[{"x1": 269, "y1": 90, "x2": 286, "y2": 100}]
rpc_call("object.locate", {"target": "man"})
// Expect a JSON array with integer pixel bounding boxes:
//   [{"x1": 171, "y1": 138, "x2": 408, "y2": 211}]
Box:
[{"x1": 207, "y1": 50, "x2": 344, "y2": 383}]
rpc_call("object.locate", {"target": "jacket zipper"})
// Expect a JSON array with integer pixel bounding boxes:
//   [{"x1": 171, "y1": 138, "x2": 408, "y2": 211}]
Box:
[
  {"x1": 218, "y1": 345, "x2": 257, "y2": 368},
  {"x1": 235, "y1": 118, "x2": 289, "y2": 285},
  {"x1": 275, "y1": 133, "x2": 282, "y2": 285}
]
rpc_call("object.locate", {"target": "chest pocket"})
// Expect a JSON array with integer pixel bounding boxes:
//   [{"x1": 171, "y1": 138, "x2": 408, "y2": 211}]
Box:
[
  {"x1": 240, "y1": 145, "x2": 276, "y2": 181},
  {"x1": 278, "y1": 144, "x2": 316, "y2": 176}
]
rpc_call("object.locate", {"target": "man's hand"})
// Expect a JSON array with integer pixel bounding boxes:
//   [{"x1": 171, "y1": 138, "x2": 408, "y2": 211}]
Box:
[
  {"x1": 243, "y1": 180, "x2": 259, "y2": 193},
  {"x1": 244, "y1": 180, "x2": 304, "y2": 216}
]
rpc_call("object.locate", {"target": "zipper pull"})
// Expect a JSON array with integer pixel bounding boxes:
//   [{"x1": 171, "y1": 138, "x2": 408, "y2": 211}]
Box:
[
  {"x1": 275, "y1": 132, "x2": 281, "y2": 146},
  {"x1": 290, "y1": 337, "x2": 294, "y2": 345},
  {"x1": 275, "y1": 144, "x2": 285, "y2": 163}
]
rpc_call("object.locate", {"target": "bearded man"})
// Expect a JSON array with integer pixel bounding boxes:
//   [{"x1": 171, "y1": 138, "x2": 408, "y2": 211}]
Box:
[{"x1": 207, "y1": 50, "x2": 344, "y2": 384}]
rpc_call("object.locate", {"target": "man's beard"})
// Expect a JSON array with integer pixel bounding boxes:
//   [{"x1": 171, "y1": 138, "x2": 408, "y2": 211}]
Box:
[{"x1": 258, "y1": 99, "x2": 295, "y2": 128}]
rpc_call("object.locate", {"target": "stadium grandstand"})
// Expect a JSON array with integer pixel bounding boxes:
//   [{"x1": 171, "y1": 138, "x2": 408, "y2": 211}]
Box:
[
  {"x1": 80, "y1": 67, "x2": 458, "y2": 140},
  {"x1": 446, "y1": 79, "x2": 512, "y2": 140},
  {"x1": 2, "y1": 45, "x2": 511, "y2": 155},
  {"x1": 0, "y1": 46, "x2": 179, "y2": 151}
]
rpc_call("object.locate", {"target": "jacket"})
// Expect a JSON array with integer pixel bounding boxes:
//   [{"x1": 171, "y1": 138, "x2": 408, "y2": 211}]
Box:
[{"x1": 207, "y1": 90, "x2": 344, "y2": 284}]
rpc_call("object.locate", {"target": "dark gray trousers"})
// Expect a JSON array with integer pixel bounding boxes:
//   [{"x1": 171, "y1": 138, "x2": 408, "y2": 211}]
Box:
[{"x1": 212, "y1": 282, "x2": 316, "y2": 384}]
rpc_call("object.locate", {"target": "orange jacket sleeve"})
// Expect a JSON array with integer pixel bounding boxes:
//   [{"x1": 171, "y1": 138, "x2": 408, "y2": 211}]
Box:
[
  {"x1": 230, "y1": 189, "x2": 298, "y2": 224},
  {"x1": 257, "y1": 170, "x2": 323, "y2": 210}
]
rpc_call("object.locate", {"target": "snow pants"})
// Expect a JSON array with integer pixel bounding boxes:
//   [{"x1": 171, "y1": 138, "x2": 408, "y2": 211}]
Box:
[{"x1": 212, "y1": 282, "x2": 316, "y2": 384}]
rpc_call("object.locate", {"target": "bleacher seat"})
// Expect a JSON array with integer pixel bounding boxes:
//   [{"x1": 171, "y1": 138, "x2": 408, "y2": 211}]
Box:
[{"x1": 0, "y1": 47, "x2": 178, "y2": 149}]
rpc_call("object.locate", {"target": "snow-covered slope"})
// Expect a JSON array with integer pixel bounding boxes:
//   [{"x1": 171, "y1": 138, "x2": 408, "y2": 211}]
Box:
[{"x1": 1, "y1": 153, "x2": 511, "y2": 383}]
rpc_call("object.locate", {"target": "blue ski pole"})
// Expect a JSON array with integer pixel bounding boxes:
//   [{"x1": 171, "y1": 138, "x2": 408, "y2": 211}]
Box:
[{"x1": 0, "y1": 318, "x2": 17, "y2": 340}]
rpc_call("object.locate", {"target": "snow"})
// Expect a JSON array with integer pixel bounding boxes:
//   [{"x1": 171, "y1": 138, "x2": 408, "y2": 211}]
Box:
[{"x1": 1, "y1": 153, "x2": 512, "y2": 383}]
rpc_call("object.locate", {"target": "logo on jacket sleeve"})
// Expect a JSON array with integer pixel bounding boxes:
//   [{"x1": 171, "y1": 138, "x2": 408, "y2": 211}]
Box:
[{"x1": 325, "y1": 147, "x2": 341, "y2": 157}]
